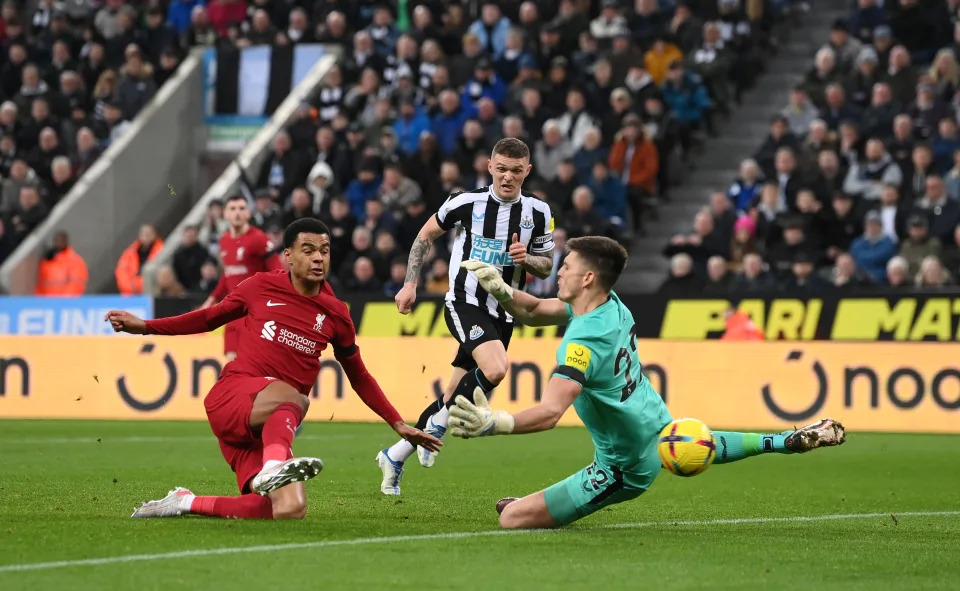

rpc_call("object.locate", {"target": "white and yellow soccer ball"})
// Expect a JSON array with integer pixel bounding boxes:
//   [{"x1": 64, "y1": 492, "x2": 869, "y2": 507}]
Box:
[{"x1": 657, "y1": 418, "x2": 717, "y2": 477}]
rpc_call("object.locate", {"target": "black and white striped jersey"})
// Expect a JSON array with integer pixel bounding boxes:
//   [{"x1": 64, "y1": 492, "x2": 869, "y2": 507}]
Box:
[{"x1": 435, "y1": 186, "x2": 555, "y2": 322}]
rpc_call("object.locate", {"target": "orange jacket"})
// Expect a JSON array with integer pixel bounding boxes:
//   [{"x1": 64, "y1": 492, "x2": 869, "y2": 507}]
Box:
[
  {"x1": 644, "y1": 44, "x2": 684, "y2": 86},
  {"x1": 115, "y1": 239, "x2": 164, "y2": 295},
  {"x1": 35, "y1": 246, "x2": 88, "y2": 296},
  {"x1": 721, "y1": 311, "x2": 765, "y2": 341},
  {"x1": 608, "y1": 137, "x2": 659, "y2": 194}
]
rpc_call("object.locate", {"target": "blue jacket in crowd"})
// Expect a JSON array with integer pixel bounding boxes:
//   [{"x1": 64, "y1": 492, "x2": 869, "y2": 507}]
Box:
[
  {"x1": 661, "y1": 72, "x2": 711, "y2": 125},
  {"x1": 393, "y1": 109, "x2": 431, "y2": 155},
  {"x1": 850, "y1": 235, "x2": 898, "y2": 284},
  {"x1": 467, "y1": 17, "x2": 511, "y2": 59},
  {"x1": 588, "y1": 175, "x2": 627, "y2": 222},
  {"x1": 345, "y1": 176, "x2": 382, "y2": 221},
  {"x1": 431, "y1": 104, "x2": 477, "y2": 155},
  {"x1": 167, "y1": 0, "x2": 205, "y2": 35}
]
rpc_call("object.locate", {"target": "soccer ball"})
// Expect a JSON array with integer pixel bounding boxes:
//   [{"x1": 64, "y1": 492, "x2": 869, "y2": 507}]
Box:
[{"x1": 658, "y1": 418, "x2": 716, "y2": 477}]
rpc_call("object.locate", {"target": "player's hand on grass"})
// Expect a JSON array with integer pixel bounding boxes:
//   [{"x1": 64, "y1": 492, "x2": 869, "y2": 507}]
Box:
[
  {"x1": 393, "y1": 422, "x2": 443, "y2": 452},
  {"x1": 461, "y1": 261, "x2": 514, "y2": 302},
  {"x1": 104, "y1": 310, "x2": 147, "y2": 334},
  {"x1": 449, "y1": 388, "x2": 515, "y2": 438},
  {"x1": 395, "y1": 283, "x2": 417, "y2": 314},
  {"x1": 508, "y1": 233, "x2": 527, "y2": 265}
]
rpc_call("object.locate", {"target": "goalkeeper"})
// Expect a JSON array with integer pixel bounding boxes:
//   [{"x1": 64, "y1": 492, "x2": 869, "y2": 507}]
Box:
[{"x1": 453, "y1": 237, "x2": 845, "y2": 529}]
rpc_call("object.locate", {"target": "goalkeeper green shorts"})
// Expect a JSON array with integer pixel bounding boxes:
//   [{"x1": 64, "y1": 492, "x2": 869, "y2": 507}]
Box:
[{"x1": 543, "y1": 455, "x2": 660, "y2": 526}]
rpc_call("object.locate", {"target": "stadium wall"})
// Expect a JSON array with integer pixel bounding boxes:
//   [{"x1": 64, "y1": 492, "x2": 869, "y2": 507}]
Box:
[
  {"x1": 1, "y1": 336, "x2": 957, "y2": 434},
  {"x1": 0, "y1": 49, "x2": 207, "y2": 295},
  {"x1": 140, "y1": 50, "x2": 340, "y2": 295}
]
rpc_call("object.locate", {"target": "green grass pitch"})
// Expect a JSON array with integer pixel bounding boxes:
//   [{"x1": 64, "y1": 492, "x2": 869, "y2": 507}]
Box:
[{"x1": 1, "y1": 420, "x2": 958, "y2": 590}]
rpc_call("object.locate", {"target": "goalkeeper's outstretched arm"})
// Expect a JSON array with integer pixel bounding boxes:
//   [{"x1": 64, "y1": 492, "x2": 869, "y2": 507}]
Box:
[
  {"x1": 448, "y1": 377, "x2": 581, "y2": 438},
  {"x1": 462, "y1": 261, "x2": 568, "y2": 327}
]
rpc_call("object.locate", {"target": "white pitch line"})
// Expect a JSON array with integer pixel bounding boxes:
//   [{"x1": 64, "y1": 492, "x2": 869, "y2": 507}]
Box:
[
  {"x1": 0, "y1": 510, "x2": 957, "y2": 574},
  {"x1": 1, "y1": 434, "x2": 362, "y2": 445}
]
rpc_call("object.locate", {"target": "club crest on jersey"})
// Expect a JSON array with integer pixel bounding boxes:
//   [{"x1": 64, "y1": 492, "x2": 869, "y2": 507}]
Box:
[
  {"x1": 472, "y1": 212, "x2": 485, "y2": 222},
  {"x1": 469, "y1": 325, "x2": 484, "y2": 340},
  {"x1": 313, "y1": 314, "x2": 326, "y2": 332},
  {"x1": 236, "y1": 247, "x2": 245, "y2": 260},
  {"x1": 469, "y1": 236, "x2": 513, "y2": 267},
  {"x1": 519, "y1": 215, "x2": 534, "y2": 230}
]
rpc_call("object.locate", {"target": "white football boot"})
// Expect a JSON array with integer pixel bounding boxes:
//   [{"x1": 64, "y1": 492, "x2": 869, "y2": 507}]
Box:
[
  {"x1": 250, "y1": 457, "x2": 323, "y2": 495},
  {"x1": 376, "y1": 449, "x2": 403, "y2": 495},
  {"x1": 131, "y1": 487, "x2": 194, "y2": 518},
  {"x1": 416, "y1": 416, "x2": 446, "y2": 468},
  {"x1": 784, "y1": 419, "x2": 846, "y2": 452}
]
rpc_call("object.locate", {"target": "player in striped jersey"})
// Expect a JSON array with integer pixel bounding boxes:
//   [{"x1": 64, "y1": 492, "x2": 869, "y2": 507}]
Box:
[{"x1": 376, "y1": 138, "x2": 556, "y2": 495}]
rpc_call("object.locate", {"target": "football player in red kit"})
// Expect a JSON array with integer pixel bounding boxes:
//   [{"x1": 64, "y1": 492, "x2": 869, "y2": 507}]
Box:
[
  {"x1": 201, "y1": 195, "x2": 284, "y2": 360},
  {"x1": 106, "y1": 218, "x2": 441, "y2": 520}
]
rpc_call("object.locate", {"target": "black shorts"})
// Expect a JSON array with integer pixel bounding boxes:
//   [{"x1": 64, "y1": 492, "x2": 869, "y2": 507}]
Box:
[{"x1": 443, "y1": 300, "x2": 514, "y2": 370}]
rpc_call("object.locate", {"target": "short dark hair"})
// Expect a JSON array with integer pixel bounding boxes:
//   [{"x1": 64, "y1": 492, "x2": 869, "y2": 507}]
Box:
[
  {"x1": 283, "y1": 217, "x2": 331, "y2": 248},
  {"x1": 491, "y1": 137, "x2": 530, "y2": 160},
  {"x1": 225, "y1": 194, "x2": 247, "y2": 205},
  {"x1": 566, "y1": 236, "x2": 628, "y2": 291}
]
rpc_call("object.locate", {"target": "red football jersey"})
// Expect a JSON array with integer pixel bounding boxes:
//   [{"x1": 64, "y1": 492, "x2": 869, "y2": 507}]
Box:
[
  {"x1": 217, "y1": 271, "x2": 354, "y2": 393},
  {"x1": 212, "y1": 227, "x2": 282, "y2": 302}
]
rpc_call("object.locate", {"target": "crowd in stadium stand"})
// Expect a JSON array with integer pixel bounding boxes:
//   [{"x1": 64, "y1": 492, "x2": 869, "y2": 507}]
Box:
[
  {"x1": 156, "y1": 0, "x2": 788, "y2": 299},
  {"x1": 659, "y1": 0, "x2": 960, "y2": 295},
  {"x1": 0, "y1": 0, "x2": 187, "y2": 267}
]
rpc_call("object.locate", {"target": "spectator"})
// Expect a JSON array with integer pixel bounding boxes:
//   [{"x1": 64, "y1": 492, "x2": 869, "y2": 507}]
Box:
[
  {"x1": 904, "y1": 144, "x2": 935, "y2": 201},
  {"x1": 34, "y1": 231, "x2": 88, "y2": 295},
  {"x1": 849, "y1": 0, "x2": 888, "y2": 44},
  {"x1": 729, "y1": 215, "x2": 758, "y2": 272},
  {"x1": 534, "y1": 120, "x2": 574, "y2": 183},
  {"x1": 728, "y1": 159, "x2": 764, "y2": 213},
  {"x1": 843, "y1": 138, "x2": 903, "y2": 202},
  {"x1": 339, "y1": 226, "x2": 374, "y2": 281},
  {"x1": 573, "y1": 127, "x2": 608, "y2": 183},
  {"x1": 462, "y1": 57, "x2": 507, "y2": 111},
  {"x1": 664, "y1": 208, "x2": 728, "y2": 274},
  {"x1": 661, "y1": 61, "x2": 712, "y2": 158},
  {"x1": 115, "y1": 223, "x2": 163, "y2": 295},
  {"x1": 802, "y1": 48, "x2": 840, "y2": 110},
  {"x1": 172, "y1": 225, "x2": 208, "y2": 291},
  {"x1": 608, "y1": 115, "x2": 658, "y2": 235},
  {"x1": 453, "y1": 119, "x2": 488, "y2": 174},
  {"x1": 282, "y1": 187, "x2": 313, "y2": 226},
  {"x1": 731, "y1": 253, "x2": 776, "y2": 293},
  {"x1": 115, "y1": 47, "x2": 157, "y2": 122},
  {"x1": 321, "y1": 195, "x2": 357, "y2": 274},
  {"x1": 657, "y1": 252, "x2": 705, "y2": 295},
  {"x1": 916, "y1": 255, "x2": 955, "y2": 287},
  {"x1": 362, "y1": 198, "x2": 397, "y2": 237},
  {"x1": 782, "y1": 86, "x2": 820, "y2": 138},
  {"x1": 886, "y1": 255, "x2": 911, "y2": 288},
  {"x1": 468, "y1": 2, "x2": 511, "y2": 60},
  {"x1": 913, "y1": 175, "x2": 960, "y2": 243},
  {"x1": 703, "y1": 255, "x2": 732, "y2": 294},
  {"x1": 393, "y1": 98, "x2": 430, "y2": 156},
  {"x1": 823, "y1": 19, "x2": 862, "y2": 74},
  {"x1": 938, "y1": 225, "x2": 960, "y2": 277},
  {"x1": 875, "y1": 183, "x2": 908, "y2": 242},
  {"x1": 382, "y1": 258, "x2": 407, "y2": 297},
  {"x1": 257, "y1": 130, "x2": 308, "y2": 203},
  {"x1": 196, "y1": 257, "x2": 221, "y2": 296},
  {"x1": 431, "y1": 90, "x2": 475, "y2": 155},
  {"x1": 155, "y1": 265, "x2": 186, "y2": 297},
  {"x1": 932, "y1": 117, "x2": 960, "y2": 174},
  {"x1": 644, "y1": 36, "x2": 683, "y2": 88},
  {"x1": 945, "y1": 149, "x2": 960, "y2": 200},
  {"x1": 344, "y1": 256, "x2": 381, "y2": 294},
  {"x1": 305, "y1": 161, "x2": 336, "y2": 217},
  {"x1": 821, "y1": 84, "x2": 862, "y2": 130},
  {"x1": 829, "y1": 252, "x2": 874, "y2": 289},
  {"x1": 396, "y1": 197, "x2": 430, "y2": 252},
  {"x1": 899, "y1": 214, "x2": 942, "y2": 275},
  {"x1": 565, "y1": 186, "x2": 617, "y2": 240},
  {"x1": 861, "y1": 83, "x2": 898, "y2": 141},
  {"x1": 850, "y1": 210, "x2": 898, "y2": 284},
  {"x1": 908, "y1": 82, "x2": 947, "y2": 142},
  {"x1": 587, "y1": 161, "x2": 627, "y2": 229},
  {"x1": 686, "y1": 21, "x2": 734, "y2": 113},
  {"x1": 886, "y1": 46, "x2": 918, "y2": 106},
  {"x1": 344, "y1": 163, "x2": 382, "y2": 221},
  {"x1": 710, "y1": 191, "x2": 738, "y2": 246},
  {"x1": 424, "y1": 258, "x2": 449, "y2": 294},
  {"x1": 844, "y1": 48, "x2": 881, "y2": 109},
  {"x1": 557, "y1": 88, "x2": 598, "y2": 151},
  {"x1": 48, "y1": 156, "x2": 75, "y2": 206},
  {"x1": 782, "y1": 250, "x2": 830, "y2": 293},
  {"x1": 198, "y1": 198, "x2": 228, "y2": 256}
]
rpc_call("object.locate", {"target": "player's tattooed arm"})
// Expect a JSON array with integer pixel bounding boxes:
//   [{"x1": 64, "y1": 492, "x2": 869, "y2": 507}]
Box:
[
  {"x1": 404, "y1": 236, "x2": 431, "y2": 284},
  {"x1": 522, "y1": 249, "x2": 554, "y2": 280}
]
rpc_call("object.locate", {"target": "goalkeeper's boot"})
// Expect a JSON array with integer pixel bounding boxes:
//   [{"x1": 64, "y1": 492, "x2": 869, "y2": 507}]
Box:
[
  {"x1": 251, "y1": 457, "x2": 323, "y2": 495},
  {"x1": 416, "y1": 415, "x2": 446, "y2": 468},
  {"x1": 784, "y1": 419, "x2": 846, "y2": 452},
  {"x1": 376, "y1": 449, "x2": 404, "y2": 495},
  {"x1": 131, "y1": 487, "x2": 193, "y2": 518}
]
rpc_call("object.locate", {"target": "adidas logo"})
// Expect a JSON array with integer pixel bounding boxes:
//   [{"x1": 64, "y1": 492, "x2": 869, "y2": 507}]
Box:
[
  {"x1": 261, "y1": 320, "x2": 277, "y2": 341},
  {"x1": 469, "y1": 325, "x2": 484, "y2": 340}
]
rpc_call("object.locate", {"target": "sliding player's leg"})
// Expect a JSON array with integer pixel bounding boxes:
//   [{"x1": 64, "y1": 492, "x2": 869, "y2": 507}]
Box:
[
  {"x1": 712, "y1": 419, "x2": 846, "y2": 464},
  {"x1": 500, "y1": 454, "x2": 656, "y2": 529}
]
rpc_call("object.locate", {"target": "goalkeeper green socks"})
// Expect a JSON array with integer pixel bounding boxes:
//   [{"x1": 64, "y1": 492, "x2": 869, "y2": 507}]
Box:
[{"x1": 712, "y1": 432, "x2": 790, "y2": 464}]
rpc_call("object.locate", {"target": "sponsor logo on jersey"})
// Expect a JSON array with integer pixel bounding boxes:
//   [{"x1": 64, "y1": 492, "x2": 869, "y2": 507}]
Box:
[
  {"x1": 469, "y1": 236, "x2": 513, "y2": 267},
  {"x1": 472, "y1": 212, "x2": 485, "y2": 222},
  {"x1": 564, "y1": 343, "x2": 591, "y2": 372},
  {"x1": 533, "y1": 235, "x2": 551, "y2": 245},
  {"x1": 260, "y1": 320, "x2": 317, "y2": 353},
  {"x1": 261, "y1": 320, "x2": 277, "y2": 341},
  {"x1": 224, "y1": 265, "x2": 250, "y2": 276},
  {"x1": 519, "y1": 215, "x2": 534, "y2": 230},
  {"x1": 469, "y1": 325, "x2": 484, "y2": 340},
  {"x1": 313, "y1": 314, "x2": 326, "y2": 332}
]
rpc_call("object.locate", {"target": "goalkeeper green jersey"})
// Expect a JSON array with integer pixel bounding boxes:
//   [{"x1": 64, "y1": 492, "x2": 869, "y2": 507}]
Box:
[{"x1": 553, "y1": 291, "x2": 671, "y2": 481}]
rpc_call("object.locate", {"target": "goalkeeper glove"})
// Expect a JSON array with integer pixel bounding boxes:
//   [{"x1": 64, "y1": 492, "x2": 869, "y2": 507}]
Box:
[
  {"x1": 461, "y1": 261, "x2": 514, "y2": 302},
  {"x1": 448, "y1": 387, "x2": 515, "y2": 438}
]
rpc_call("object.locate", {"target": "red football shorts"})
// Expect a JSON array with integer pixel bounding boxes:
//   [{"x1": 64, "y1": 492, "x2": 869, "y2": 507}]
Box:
[
  {"x1": 223, "y1": 319, "x2": 243, "y2": 355},
  {"x1": 204, "y1": 376, "x2": 291, "y2": 492}
]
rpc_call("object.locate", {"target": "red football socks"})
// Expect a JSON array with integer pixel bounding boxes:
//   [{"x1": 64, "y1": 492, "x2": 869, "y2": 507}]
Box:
[
  {"x1": 190, "y1": 494, "x2": 274, "y2": 519},
  {"x1": 261, "y1": 402, "x2": 305, "y2": 465}
]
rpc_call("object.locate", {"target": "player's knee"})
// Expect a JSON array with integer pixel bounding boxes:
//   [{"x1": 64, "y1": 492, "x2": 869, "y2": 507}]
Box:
[
  {"x1": 480, "y1": 359, "x2": 508, "y2": 385},
  {"x1": 271, "y1": 496, "x2": 307, "y2": 520}
]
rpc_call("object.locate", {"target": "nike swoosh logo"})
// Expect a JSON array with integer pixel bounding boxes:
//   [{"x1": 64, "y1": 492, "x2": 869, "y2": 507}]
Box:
[{"x1": 266, "y1": 301, "x2": 285, "y2": 307}]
